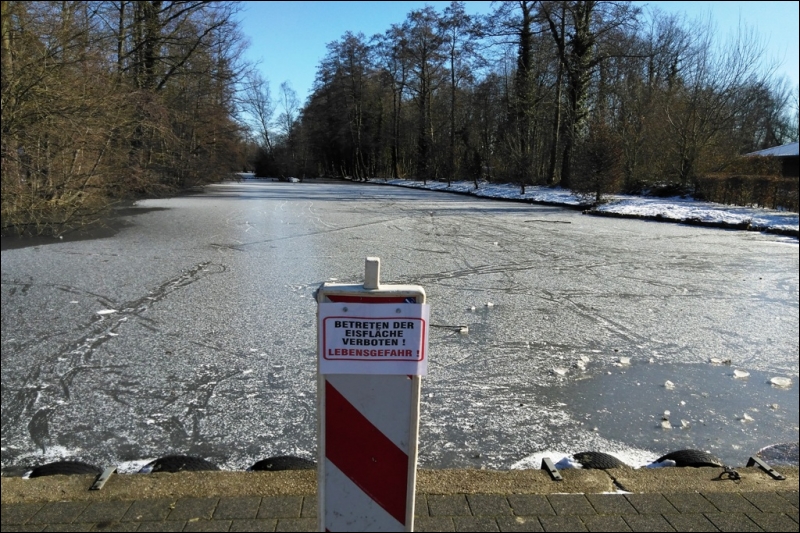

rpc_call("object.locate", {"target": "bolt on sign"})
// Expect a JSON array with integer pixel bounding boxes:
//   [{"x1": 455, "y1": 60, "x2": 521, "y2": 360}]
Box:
[{"x1": 317, "y1": 258, "x2": 427, "y2": 532}]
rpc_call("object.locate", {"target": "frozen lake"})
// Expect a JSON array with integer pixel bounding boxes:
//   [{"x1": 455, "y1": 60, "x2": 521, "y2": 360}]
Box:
[{"x1": 1, "y1": 180, "x2": 798, "y2": 472}]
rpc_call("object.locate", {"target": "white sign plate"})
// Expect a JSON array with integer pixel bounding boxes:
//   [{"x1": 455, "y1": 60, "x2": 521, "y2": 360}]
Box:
[{"x1": 318, "y1": 302, "x2": 430, "y2": 375}]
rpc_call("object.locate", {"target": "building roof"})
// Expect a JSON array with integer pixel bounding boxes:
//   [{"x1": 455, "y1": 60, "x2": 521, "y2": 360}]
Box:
[{"x1": 744, "y1": 142, "x2": 799, "y2": 158}]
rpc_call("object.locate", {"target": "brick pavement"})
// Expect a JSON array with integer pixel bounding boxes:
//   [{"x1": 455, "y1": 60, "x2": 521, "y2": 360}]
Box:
[{"x1": 2, "y1": 491, "x2": 797, "y2": 532}]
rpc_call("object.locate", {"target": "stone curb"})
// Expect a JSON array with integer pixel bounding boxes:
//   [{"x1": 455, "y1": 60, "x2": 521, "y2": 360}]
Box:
[{"x1": 2, "y1": 467, "x2": 797, "y2": 505}]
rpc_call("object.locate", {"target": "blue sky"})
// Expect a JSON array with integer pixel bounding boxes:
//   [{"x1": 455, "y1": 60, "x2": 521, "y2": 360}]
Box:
[{"x1": 236, "y1": 1, "x2": 800, "y2": 106}]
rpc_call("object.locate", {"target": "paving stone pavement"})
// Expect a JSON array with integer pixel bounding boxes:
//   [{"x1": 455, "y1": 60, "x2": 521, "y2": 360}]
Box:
[{"x1": 1, "y1": 491, "x2": 797, "y2": 532}]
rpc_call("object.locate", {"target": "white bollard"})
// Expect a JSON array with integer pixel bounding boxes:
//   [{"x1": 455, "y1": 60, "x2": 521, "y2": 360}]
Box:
[{"x1": 317, "y1": 258, "x2": 429, "y2": 532}]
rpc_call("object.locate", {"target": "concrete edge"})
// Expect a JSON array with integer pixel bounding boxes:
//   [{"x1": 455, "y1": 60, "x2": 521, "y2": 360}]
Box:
[{"x1": 2, "y1": 467, "x2": 797, "y2": 504}]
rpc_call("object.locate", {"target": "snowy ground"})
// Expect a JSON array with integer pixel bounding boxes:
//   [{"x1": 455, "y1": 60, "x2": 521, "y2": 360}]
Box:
[{"x1": 365, "y1": 178, "x2": 800, "y2": 238}]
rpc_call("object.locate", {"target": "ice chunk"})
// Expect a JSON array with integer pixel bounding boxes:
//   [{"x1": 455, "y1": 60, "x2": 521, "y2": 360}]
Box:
[
  {"x1": 552, "y1": 367, "x2": 567, "y2": 376},
  {"x1": 680, "y1": 419, "x2": 690, "y2": 428},
  {"x1": 459, "y1": 326, "x2": 469, "y2": 335},
  {"x1": 769, "y1": 377, "x2": 792, "y2": 388},
  {"x1": 740, "y1": 413, "x2": 754, "y2": 422},
  {"x1": 660, "y1": 420, "x2": 672, "y2": 429},
  {"x1": 664, "y1": 380, "x2": 675, "y2": 390},
  {"x1": 618, "y1": 356, "x2": 631, "y2": 365},
  {"x1": 647, "y1": 459, "x2": 676, "y2": 468},
  {"x1": 485, "y1": 302, "x2": 494, "y2": 307},
  {"x1": 96, "y1": 309, "x2": 117, "y2": 315},
  {"x1": 554, "y1": 456, "x2": 582, "y2": 469},
  {"x1": 733, "y1": 369, "x2": 750, "y2": 379},
  {"x1": 769, "y1": 403, "x2": 779, "y2": 410},
  {"x1": 709, "y1": 357, "x2": 722, "y2": 364}
]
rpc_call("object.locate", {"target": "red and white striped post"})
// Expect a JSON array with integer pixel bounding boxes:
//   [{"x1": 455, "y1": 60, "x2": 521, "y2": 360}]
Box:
[{"x1": 317, "y1": 257, "x2": 428, "y2": 532}]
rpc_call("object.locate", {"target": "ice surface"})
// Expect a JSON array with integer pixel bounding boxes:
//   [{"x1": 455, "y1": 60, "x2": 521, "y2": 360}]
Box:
[{"x1": 1, "y1": 181, "x2": 797, "y2": 473}]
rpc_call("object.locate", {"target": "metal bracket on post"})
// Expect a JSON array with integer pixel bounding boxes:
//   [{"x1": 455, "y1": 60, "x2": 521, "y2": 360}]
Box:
[
  {"x1": 540, "y1": 457, "x2": 563, "y2": 481},
  {"x1": 746, "y1": 456, "x2": 785, "y2": 480},
  {"x1": 89, "y1": 466, "x2": 116, "y2": 490},
  {"x1": 364, "y1": 257, "x2": 380, "y2": 290}
]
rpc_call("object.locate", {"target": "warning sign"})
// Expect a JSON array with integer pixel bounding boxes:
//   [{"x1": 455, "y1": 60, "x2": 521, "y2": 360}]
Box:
[{"x1": 318, "y1": 302, "x2": 430, "y2": 375}]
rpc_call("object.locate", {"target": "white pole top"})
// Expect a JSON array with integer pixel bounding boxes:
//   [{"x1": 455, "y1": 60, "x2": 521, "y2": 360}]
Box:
[{"x1": 364, "y1": 257, "x2": 381, "y2": 290}]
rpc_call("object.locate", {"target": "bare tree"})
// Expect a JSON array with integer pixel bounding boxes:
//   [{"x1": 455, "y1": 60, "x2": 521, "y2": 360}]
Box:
[
  {"x1": 540, "y1": 0, "x2": 640, "y2": 188},
  {"x1": 277, "y1": 81, "x2": 299, "y2": 138},
  {"x1": 441, "y1": 1, "x2": 482, "y2": 185},
  {"x1": 242, "y1": 70, "x2": 276, "y2": 153},
  {"x1": 664, "y1": 18, "x2": 776, "y2": 186},
  {"x1": 1, "y1": 1, "x2": 247, "y2": 235},
  {"x1": 375, "y1": 24, "x2": 413, "y2": 179},
  {"x1": 275, "y1": 81, "x2": 300, "y2": 175},
  {"x1": 403, "y1": 7, "x2": 446, "y2": 184},
  {"x1": 1, "y1": 1, "x2": 129, "y2": 235},
  {"x1": 317, "y1": 32, "x2": 373, "y2": 179}
]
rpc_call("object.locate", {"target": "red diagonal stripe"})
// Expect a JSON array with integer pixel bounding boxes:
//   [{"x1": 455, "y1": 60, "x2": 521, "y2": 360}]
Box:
[{"x1": 326, "y1": 380, "x2": 408, "y2": 525}]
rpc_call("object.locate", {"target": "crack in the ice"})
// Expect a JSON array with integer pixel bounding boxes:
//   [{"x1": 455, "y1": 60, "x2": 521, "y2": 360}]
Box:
[{"x1": 1, "y1": 262, "x2": 226, "y2": 450}]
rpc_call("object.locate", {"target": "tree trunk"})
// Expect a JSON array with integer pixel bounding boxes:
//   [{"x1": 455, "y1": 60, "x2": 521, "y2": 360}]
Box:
[{"x1": 548, "y1": 56, "x2": 563, "y2": 185}]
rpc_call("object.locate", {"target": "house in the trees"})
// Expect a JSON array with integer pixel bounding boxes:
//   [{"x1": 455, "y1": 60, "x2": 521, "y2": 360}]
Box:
[{"x1": 744, "y1": 142, "x2": 799, "y2": 178}]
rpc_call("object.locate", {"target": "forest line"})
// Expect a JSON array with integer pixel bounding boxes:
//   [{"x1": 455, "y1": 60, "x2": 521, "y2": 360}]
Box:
[{"x1": 2, "y1": 1, "x2": 797, "y2": 236}]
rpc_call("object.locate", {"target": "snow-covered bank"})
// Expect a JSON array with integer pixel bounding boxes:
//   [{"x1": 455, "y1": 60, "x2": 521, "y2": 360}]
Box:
[{"x1": 367, "y1": 178, "x2": 800, "y2": 238}]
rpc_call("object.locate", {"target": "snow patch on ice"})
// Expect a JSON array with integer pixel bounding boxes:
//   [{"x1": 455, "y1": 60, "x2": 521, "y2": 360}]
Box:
[{"x1": 368, "y1": 179, "x2": 799, "y2": 235}]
